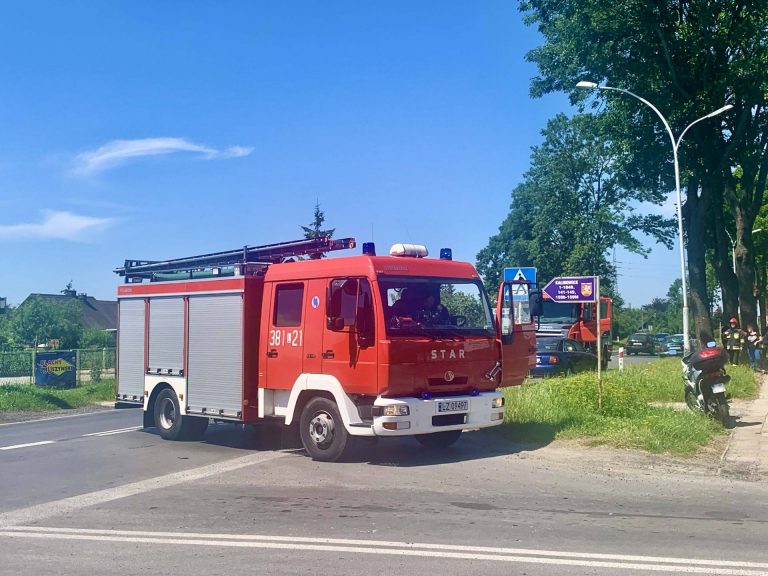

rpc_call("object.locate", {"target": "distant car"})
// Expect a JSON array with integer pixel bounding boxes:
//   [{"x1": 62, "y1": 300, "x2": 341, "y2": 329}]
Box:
[
  {"x1": 625, "y1": 332, "x2": 656, "y2": 355},
  {"x1": 659, "y1": 334, "x2": 685, "y2": 356},
  {"x1": 530, "y1": 337, "x2": 598, "y2": 377}
]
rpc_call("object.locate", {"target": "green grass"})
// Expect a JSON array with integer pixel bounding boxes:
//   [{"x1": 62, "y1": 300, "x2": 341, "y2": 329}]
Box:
[
  {"x1": 0, "y1": 380, "x2": 115, "y2": 412},
  {"x1": 494, "y1": 359, "x2": 759, "y2": 455}
]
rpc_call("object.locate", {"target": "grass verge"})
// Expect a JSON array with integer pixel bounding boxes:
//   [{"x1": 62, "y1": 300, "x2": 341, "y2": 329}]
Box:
[
  {"x1": 0, "y1": 380, "x2": 115, "y2": 412},
  {"x1": 494, "y1": 358, "x2": 759, "y2": 455}
]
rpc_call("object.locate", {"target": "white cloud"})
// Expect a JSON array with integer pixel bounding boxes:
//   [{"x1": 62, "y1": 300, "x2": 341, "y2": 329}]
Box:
[
  {"x1": 72, "y1": 137, "x2": 254, "y2": 175},
  {"x1": 0, "y1": 210, "x2": 116, "y2": 241}
]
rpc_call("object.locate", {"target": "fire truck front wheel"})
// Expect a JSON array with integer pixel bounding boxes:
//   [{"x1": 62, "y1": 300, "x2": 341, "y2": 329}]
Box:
[
  {"x1": 154, "y1": 388, "x2": 208, "y2": 441},
  {"x1": 299, "y1": 397, "x2": 352, "y2": 462}
]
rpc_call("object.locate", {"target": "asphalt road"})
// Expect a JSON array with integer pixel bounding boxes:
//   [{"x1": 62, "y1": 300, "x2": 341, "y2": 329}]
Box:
[{"x1": 2, "y1": 407, "x2": 768, "y2": 575}]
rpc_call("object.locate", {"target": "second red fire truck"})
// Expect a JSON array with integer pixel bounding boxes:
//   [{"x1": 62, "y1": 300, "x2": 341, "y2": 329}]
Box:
[{"x1": 115, "y1": 237, "x2": 539, "y2": 461}]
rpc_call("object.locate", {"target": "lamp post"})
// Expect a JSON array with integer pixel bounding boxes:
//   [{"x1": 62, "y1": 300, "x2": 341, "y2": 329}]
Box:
[{"x1": 576, "y1": 81, "x2": 732, "y2": 353}]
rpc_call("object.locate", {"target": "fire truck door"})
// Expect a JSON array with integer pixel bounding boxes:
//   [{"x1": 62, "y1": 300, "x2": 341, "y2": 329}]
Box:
[
  {"x1": 302, "y1": 279, "x2": 326, "y2": 374},
  {"x1": 322, "y1": 277, "x2": 377, "y2": 395},
  {"x1": 265, "y1": 282, "x2": 306, "y2": 391},
  {"x1": 496, "y1": 282, "x2": 536, "y2": 386}
]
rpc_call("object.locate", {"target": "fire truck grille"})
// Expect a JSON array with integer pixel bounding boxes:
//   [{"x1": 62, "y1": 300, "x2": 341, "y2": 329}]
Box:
[
  {"x1": 432, "y1": 413, "x2": 467, "y2": 427},
  {"x1": 427, "y1": 376, "x2": 468, "y2": 387}
]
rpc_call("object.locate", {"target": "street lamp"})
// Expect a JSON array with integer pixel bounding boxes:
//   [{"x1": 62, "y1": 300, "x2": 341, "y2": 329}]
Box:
[{"x1": 576, "y1": 81, "x2": 732, "y2": 353}]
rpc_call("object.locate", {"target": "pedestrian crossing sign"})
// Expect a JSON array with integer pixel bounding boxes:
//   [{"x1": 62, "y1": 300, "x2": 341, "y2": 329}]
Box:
[{"x1": 503, "y1": 267, "x2": 537, "y2": 301}]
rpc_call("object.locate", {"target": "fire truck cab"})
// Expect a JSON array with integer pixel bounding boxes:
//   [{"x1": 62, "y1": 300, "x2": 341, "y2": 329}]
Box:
[{"x1": 115, "y1": 238, "x2": 538, "y2": 461}]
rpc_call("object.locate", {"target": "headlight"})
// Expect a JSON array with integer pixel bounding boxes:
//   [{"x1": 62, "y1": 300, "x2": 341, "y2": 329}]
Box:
[
  {"x1": 382, "y1": 405, "x2": 410, "y2": 416},
  {"x1": 491, "y1": 397, "x2": 504, "y2": 409}
]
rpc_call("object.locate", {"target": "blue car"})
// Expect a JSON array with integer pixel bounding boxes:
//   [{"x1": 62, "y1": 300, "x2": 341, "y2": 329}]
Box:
[{"x1": 530, "y1": 337, "x2": 598, "y2": 377}]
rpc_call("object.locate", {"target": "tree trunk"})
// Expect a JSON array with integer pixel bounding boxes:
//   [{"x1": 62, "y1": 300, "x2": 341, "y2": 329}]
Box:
[
  {"x1": 711, "y1": 185, "x2": 739, "y2": 321},
  {"x1": 685, "y1": 180, "x2": 714, "y2": 341},
  {"x1": 735, "y1": 219, "x2": 758, "y2": 328}
]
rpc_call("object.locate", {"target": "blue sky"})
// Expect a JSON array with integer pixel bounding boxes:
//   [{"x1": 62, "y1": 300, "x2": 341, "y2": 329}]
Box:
[{"x1": 0, "y1": 1, "x2": 679, "y2": 306}]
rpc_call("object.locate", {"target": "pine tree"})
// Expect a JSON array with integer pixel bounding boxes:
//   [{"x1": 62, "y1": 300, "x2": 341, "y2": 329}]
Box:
[{"x1": 301, "y1": 202, "x2": 335, "y2": 259}]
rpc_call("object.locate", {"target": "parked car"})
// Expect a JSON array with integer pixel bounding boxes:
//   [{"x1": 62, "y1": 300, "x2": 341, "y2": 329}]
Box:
[
  {"x1": 654, "y1": 332, "x2": 670, "y2": 342},
  {"x1": 625, "y1": 332, "x2": 657, "y2": 355},
  {"x1": 530, "y1": 337, "x2": 598, "y2": 377},
  {"x1": 659, "y1": 334, "x2": 685, "y2": 356}
]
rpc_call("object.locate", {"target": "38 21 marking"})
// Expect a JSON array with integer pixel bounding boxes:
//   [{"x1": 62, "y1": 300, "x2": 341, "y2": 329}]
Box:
[{"x1": 269, "y1": 329, "x2": 303, "y2": 347}]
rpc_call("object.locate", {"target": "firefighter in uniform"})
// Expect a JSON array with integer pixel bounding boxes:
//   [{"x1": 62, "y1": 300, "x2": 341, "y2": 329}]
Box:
[{"x1": 722, "y1": 317, "x2": 745, "y2": 365}]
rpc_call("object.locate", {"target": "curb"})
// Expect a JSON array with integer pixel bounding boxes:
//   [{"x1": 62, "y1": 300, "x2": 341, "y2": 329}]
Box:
[{"x1": 719, "y1": 373, "x2": 768, "y2": 480}]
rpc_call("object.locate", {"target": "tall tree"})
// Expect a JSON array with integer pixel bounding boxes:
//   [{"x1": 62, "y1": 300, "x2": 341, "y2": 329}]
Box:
[
  {"x1": 520, "y1": 0, "x2": 768, "y2": 337},
  {"x1": 477, "y1": 113, "x2": 675, "y2": 289},
  {"x1": 301, "y1": 202, "x2": 335, "y2": 259},
  {"x1": 301, "y1": 202, "x2": 335, "y2": 240},
  {"x1": 11, "y1": 296, "x2": 82, "y2": 349}
]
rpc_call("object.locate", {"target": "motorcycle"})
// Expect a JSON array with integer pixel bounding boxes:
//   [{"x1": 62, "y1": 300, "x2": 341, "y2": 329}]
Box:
[{"x1": 682, "y1": 342, "x2": 731, "y2": 427}]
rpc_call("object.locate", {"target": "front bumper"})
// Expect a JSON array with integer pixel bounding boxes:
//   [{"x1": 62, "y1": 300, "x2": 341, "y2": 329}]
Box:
[{"x1": 371, "y1": 392, "x2": 504, "y2": 436}]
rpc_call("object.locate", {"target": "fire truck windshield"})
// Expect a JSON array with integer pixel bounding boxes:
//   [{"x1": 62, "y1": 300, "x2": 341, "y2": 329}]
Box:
[
  {"x1": 379, "y1": 277, "x2": 494, "y2": 337},
  {"x1": 540, "y1": 300, "x2": 580, "y2": 324}
]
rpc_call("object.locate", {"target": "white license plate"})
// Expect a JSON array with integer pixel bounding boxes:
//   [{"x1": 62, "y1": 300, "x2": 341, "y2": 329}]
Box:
[
  {"x1": 711, "y1": 383, "x2": 726, "y2": 394},
  {"x1": 633, "y1": 343, "x2": 642, "y2": 346},
  {"x1": 438, "y1": 400, "x2": 468, "y2": 413}
]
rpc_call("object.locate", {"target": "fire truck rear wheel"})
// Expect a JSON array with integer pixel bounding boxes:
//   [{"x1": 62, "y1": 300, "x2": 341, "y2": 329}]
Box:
[
  {"x1": 299, "y1": 397, "x2": 351, "y2": 462},
  {"x1": 154, "y1": 388, "x2": 207, "y2": 441},
  {"x1": 414, "y1": 429, "x2": 462, "y2": 449}
]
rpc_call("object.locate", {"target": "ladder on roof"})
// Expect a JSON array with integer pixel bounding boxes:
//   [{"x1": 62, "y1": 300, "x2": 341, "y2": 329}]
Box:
[{"x1": 114, "y1": 236, "x2": 357, "y2": 283}]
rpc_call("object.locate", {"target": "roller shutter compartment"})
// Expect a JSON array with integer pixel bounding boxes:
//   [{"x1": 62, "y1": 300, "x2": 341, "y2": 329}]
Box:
[
  {"x1": 148, "y1": 297, "x2": 185, "y2": 374},
  {"x1": 117, "y1": 299, "x2": 146, "y2": 400},
  {"x1": 187, "y1": 294, "x2": 244, "y2": 416}
]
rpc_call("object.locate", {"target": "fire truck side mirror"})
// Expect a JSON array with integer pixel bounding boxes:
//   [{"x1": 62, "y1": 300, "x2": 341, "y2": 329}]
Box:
[
  {"x1": 529, "y1": 290, "x2": 543, "y2": 318},
  {"x1": 355, "y1": 293, "x2": 375, "y2": 348},
  {"x1": 326, "y1": 280, "x2": 345, "y2": 331}
]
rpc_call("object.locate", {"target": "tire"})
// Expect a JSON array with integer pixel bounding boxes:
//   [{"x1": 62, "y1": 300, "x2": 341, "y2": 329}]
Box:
[
  {"x1": 153, "y1": 388, "x2": 208, "y2": 441},
  {"x1": 154, "y1": 388, "x2": 184, "y2": 440},
  {"x1": 713, "y1": 394, "x2": 731, "y2": 428},
  {"x1": 684, "y1": 387, "x2": 700, "y2": 412},
  {"x1": 414, "y1": 429, "x2": 462, "y2": 449},
  {"x1": 299, "y1": 397, "x2": 351, "y2": 462}
]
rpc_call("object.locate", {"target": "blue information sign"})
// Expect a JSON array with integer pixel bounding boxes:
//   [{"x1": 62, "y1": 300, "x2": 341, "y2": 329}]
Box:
[
  {"x1": 543, "y1": 276, "x2": 597, "y2": 303},
  {"x1": 503, "y1": 267, "x2": 537, "y2": 301},
  {"x1": 35, "y1": 351, "x2": 77, "y2": 388}
]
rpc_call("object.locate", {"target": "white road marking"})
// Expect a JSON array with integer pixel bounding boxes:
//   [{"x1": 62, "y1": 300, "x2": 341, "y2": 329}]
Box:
[
  {"x1": 81, "y1": 426, "x2": 141, "y2": 437},
  {"x1": 0, "y1": 407, "x2": 131, "y2": 427},
  {"x1": 0, "y1": 451, "x2": 289, "y2": 528},
  {"x1": 3, "y1": 527, "x2": 767, "y2": 575},
  {"x1": 0, "y1": 440, "x2": 56, "y2": 451}
]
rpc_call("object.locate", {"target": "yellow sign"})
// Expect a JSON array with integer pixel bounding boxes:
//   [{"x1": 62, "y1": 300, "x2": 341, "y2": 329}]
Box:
[{"x1": 40, "y1": 358, "x2": 74, "y2": 376}]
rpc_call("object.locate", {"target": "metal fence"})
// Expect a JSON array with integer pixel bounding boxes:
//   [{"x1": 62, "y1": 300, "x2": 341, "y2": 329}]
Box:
[{"x1": 0, "y1": 348, "x2": 116, "y2": 385}]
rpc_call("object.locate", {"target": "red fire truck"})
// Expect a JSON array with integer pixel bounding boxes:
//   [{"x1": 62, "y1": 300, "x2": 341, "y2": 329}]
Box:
[
  {"x1": 115, "y1": 237, "x2": 538, "y2": 461},
  {"x1": 536, "y1": 294, "x2": 613, "y2": 370}
]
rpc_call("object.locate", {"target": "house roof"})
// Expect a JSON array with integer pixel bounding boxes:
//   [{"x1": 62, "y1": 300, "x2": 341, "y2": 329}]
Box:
[{"x1": 21, "y1": 293, "x2": 117, "y2": 331}]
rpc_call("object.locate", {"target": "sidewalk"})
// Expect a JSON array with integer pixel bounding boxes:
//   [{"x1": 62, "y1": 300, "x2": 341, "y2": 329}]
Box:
[{"x1": 720, "y1": 373, "x2": 768, "y2": 480}]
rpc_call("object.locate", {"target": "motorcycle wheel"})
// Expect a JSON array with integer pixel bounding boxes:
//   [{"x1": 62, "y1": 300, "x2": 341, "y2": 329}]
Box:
[
  {"x1": 707, "y1": 394, "x2": 731, "y2": 428},
  {"x1": 684, "y1": 387, "x2": 700, "y2": 412},
  {"x1": 715, "y1": 395, "x2": 731, "y2": 428}
]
